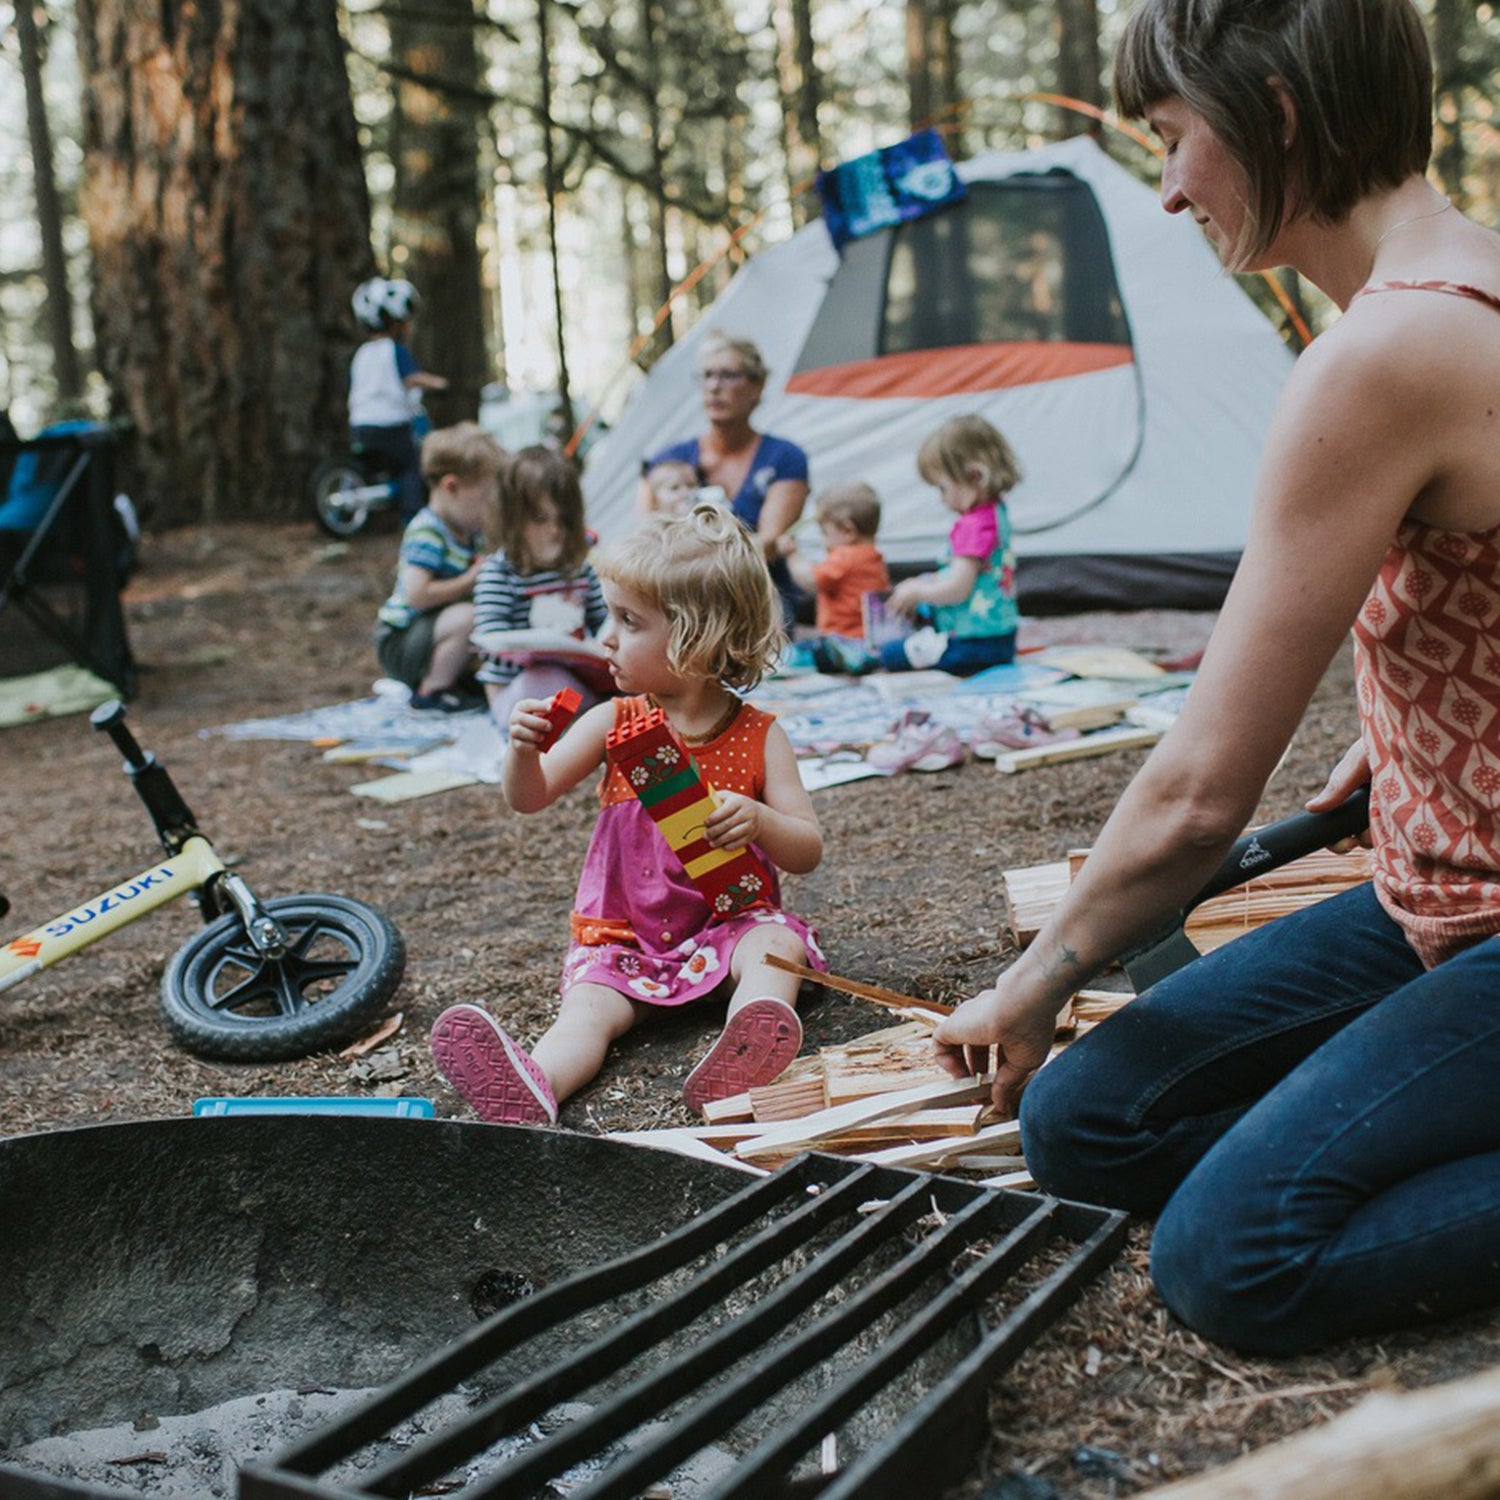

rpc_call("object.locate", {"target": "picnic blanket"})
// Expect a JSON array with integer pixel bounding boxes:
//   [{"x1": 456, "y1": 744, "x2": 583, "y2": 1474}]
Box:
[{"x1": 204, "y1": 654, "x2": 1194, "y2": 800}]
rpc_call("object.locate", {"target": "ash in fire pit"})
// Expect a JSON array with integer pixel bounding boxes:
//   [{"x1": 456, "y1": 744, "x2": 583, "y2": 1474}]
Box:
[{"x1": 12, "y1": 1390, "x2": 737, "y2": 1499}]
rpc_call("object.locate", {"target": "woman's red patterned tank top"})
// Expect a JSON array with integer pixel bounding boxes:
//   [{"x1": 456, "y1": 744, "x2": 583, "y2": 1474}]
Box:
[{"x1": 1349, "y1": 277, "x2": 1500, "y2": 964}]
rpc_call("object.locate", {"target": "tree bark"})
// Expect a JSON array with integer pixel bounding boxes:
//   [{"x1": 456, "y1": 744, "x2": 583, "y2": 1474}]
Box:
[
  {"x1": 637, "y1": 0, "x2": 676, "y2": 356},
  {"x1": 536, "y1": 0, "x2": 573, "y2": 425},
  {"x1": 16, "y1": 0, "x2": 83, "y2": 406},
  {"x1": 1430, "y1": 0, "x2": 1467, "y2": 208},
  {"x1": 75, "y1": 0, "x2": 372, "y2": 524},
  {"x1": 1054, "y1": 0, "x2": 1103, "y2": 140},
  {"x1": 389, "y1": 0, "x2": 491, "y2": 425},
  {"x1": 906, "y1": 0, "x2": 960, "y2": 154},
  {"x1": 773, "y1": 0, "x2": 822, "y2": 226}
]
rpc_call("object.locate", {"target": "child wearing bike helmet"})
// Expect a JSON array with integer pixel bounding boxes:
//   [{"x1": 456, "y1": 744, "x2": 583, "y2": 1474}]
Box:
[{"x1": 348, "y1": 276, "x2": 449, "y2": 520}]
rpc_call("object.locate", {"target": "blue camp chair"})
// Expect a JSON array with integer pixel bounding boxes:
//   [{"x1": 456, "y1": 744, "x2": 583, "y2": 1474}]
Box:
[{"x1": 0, "y1": 420, "x2": 137, "y2": 696}]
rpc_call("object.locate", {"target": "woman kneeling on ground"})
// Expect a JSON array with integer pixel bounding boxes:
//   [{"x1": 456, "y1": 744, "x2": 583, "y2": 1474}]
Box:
[{"x1": 935, "y1": 0, "x2": 1500, "y2": 1357}]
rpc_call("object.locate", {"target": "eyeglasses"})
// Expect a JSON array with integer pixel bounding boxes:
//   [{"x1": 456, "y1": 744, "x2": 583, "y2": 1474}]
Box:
[{"x1": 695, "y1": 368, "x2": 752, "y2": 386}]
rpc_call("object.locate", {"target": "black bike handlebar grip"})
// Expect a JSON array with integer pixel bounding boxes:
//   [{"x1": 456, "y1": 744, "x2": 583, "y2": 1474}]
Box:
[
  {"x1": 90, "y1": 699, "x2": 149, "y2": 769},
  {"x1": 1189, "y1": 786, "x2": 1371, "y2": 911}
]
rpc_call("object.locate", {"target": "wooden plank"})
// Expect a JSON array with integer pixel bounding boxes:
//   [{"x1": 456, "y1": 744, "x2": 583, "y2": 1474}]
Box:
[
  {"x1": 734, "y1": 1076, "x2": 993, "y2": 1161},
  {"x1": 860, "y1": 1119, "x2": 1021, "y2": 1169},
  {"x1": 992, "y1": 724, "x2": 1162, "y2": 775}
]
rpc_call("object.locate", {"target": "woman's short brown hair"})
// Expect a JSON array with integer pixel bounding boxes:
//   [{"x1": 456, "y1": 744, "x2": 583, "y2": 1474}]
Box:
[
  {"x1": 494, "y1": 445, "x2": 590, "y2": 572},
  {"x1": 1113, "y1": 0, "x2": 1433, "y2": 268},
  {"x1": 595, "y1": 503, "x2": 784, "y2": 691}
]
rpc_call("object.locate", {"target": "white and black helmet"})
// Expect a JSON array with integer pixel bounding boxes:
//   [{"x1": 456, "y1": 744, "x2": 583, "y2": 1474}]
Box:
[{"x1": 351, "y1": 276, "x2": 420, "y2": 331}]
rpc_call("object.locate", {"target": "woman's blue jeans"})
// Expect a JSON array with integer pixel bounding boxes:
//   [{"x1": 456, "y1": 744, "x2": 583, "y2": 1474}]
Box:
[{"x1": 1020, "y1": 883, "x2": 1500, "y2": 1355}]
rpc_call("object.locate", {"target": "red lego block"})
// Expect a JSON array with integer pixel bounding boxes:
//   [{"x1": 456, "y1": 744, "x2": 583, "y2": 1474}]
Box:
[{"x1": 537, "y1": 687, "x2": 583, "y2": 752}]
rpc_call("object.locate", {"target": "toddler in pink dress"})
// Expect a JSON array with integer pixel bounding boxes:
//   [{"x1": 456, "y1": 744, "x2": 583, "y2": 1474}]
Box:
[{"x1": 431, "y1": 503, "x2": 826, "y2": 1124}]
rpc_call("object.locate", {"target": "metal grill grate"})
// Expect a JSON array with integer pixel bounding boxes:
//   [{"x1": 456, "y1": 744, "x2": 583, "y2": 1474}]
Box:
[{"x1": 241, "y1": 1153, "x2": 1125, "y2": 1500}]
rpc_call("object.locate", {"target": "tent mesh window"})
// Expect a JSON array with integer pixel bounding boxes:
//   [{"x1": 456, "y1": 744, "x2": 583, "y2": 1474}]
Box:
[{"x1": 795, "y1": 172, "x2": 1131, "y2": 372}]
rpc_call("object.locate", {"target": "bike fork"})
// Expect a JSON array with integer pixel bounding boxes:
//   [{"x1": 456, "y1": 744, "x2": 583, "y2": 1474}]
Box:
[{"x1": 214, "y1": 871, "x2": 293, "y2": 959}]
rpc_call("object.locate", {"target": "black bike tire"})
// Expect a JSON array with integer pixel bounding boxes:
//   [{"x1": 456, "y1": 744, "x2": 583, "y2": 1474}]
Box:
[
  {"x1": 309, "y1": 457, "x2": 374, "y2": 538},
  {"x1": 160, "y1": 894, "x2": 405, "y2": 1063}
]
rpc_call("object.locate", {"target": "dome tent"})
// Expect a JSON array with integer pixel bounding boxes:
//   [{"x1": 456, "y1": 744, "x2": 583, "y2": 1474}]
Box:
[{"x1": 582, "y1": 135, "x2": 1295, "y2": 612}]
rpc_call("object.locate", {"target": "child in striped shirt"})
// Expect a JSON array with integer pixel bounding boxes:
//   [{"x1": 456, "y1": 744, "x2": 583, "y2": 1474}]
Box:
[{"x1": 472, "y1": 446, "x2": 608, "y2": 725}]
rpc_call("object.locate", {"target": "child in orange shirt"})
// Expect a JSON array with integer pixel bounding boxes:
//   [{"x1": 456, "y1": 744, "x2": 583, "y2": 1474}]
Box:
[{"x1": 778, "y1": 481, "x2": 889, "y2": 673}]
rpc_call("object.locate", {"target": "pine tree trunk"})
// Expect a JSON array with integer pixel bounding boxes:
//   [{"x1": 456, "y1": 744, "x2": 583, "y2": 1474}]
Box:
[
  {"x1": 1431, "y1": 0, "x2": 1468, "y2": 207},
  {"x1": 75, "y1": 0, "x2": 372, "y2": 524},
  {"x1": 17, "y1": 0, "x2": 82, "y2": 405},
  {"x1": 536, "y1": 0, "x2": 573, "y2": 422},
  {"x1": 389, "y1": 0, "x2": 491, "y2": 426},
  {"x1": 906, "y1": 0, "x2": 960, "y2": 153},
  {"x1": 638, "y1": 0, "x2": 676, "y2": 357},
  {"x1": 1054, "y1": 0, "x2": 1103, "y2": 140},
  {"x1": 773, "y1": 0, "x2": 822, "y2": 226}
]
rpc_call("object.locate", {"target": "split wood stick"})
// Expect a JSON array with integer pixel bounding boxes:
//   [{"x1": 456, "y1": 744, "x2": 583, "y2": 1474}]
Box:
[
  {"x1": 992, "y1": 724, "x2": 1161, "y2": 774},
  {"x1": 976, "y1": 1168, "x2": 1036, "y2": 1190},
  {"x1": 827, "y1": 1020, "x2": 938, "y2": 1054},
  {"x1": 808, "y1": 1106, "x2": 986, "y2": 1145},
  {"x1": 1135, "y1": 1363, "x2": 1500, "y2": 1500},
  {"x1": 861, "y1": 1118, "x2": 1022, "y2": 1169},
  {"x1": 947, "y1": 1153, "x2": 1028, "y2": 1173},
  {"x1": 608, "y1": 1129, "x2": 768, "y2": 1175},
  {"x1": 763, "y1": 953, "x2": 953, "y2": 1016},
  {"x1": 825, "y1": 1066, "x2": 951, "y2": 1105},
  {"x1": 749, "y1": 1074, "x2": 828, "y2": 1122},
  {"x1": 701, "y1": 1092, "x2": 755, "y2": 1124},
  {"x1": 735, "y1": 1075, "x2": 993, "y2": 1160}
]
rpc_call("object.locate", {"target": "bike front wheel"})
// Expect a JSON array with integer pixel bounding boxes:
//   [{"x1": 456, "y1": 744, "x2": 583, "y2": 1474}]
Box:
[
  {"x1": 309, "y1": 457, "x2": 381, "y2": 537},
  {"x1": 160, "y1": 894, "x2": 405, "y2": 1062}
]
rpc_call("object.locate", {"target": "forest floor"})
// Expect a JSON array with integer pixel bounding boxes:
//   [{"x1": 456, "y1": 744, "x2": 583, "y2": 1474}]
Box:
[{"x1": 3, "y1": 518, "x2": 1498, "y2": 1497}]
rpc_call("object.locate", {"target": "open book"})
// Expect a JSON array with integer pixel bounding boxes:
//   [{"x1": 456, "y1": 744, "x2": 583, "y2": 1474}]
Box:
[
  {"x1": 471, "y1": 628, "x2": 615, "y2": 694},
  {"x1": 861, "y1": 590, "x2": 911, "y2": 654}
]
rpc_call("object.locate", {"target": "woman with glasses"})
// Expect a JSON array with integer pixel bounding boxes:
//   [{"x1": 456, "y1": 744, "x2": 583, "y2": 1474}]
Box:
[{"x1": 638, "y1": 331, "x2": 810, "y2": 619}]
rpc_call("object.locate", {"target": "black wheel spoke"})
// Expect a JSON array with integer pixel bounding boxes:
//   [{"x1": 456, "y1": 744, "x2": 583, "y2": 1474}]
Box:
[{"x1": 162, "y1": 895, "x2": 404, "y2": 1061}]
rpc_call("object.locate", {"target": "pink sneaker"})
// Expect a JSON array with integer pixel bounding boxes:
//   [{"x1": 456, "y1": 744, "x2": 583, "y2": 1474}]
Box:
[
  {"x1": 970, "y1": 705, "x2": 1079, "y2": 759},
  {"x1": 430, "y1": 1004, "x2": 558, "y2": 1125},
  {"x1": 682, "y1": 997, "x2": 803, "y2": 1115},
  {"x1": 865, "y1": 710, "x2": 966, "y2": 774}
]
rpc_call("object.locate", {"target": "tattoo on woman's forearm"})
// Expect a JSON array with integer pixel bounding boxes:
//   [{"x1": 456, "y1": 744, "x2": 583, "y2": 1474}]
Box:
[{"x1": 1040, "y1": 942, "x2": 1083, "y2": 983}]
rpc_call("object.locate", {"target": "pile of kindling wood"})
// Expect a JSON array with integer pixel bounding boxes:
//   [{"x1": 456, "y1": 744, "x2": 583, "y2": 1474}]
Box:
[{"x1": 610, "y1": 841, "x2": 1373, "y2": 1183}]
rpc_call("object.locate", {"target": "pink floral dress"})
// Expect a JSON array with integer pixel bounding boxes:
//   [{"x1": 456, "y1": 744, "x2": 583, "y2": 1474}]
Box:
[{"x1": 560, "y1": 696, "x2": 825, "y2": 1004}]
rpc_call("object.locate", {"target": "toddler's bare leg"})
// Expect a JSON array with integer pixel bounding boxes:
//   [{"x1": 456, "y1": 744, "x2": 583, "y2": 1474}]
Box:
[
  {"x1": 725, "y1": 920, "x2": 807, "y2": 1016},
  {"x1": 532, "y1": 982, "x2": 643, "y2": 1103},
  {"x1": 418, "y1": 601, "x2": 476, "y2": 694}
]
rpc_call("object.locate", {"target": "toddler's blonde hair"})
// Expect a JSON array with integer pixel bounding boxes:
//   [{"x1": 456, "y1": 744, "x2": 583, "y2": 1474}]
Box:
[
  {"x1": 595, "y1": 503, "x2": 784, "y2": 691},
  {"x1": 917, "y1": 414, "x2": 1022, "y2": 497},
  {"x1": 421, "y1": 421, "x2": 506, "y2": 486},
  {"x1": 814, "y1": 481, "x2": 882, "y2": 540}
]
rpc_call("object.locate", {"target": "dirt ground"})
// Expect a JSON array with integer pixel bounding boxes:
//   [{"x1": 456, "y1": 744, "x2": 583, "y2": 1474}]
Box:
[{"x1": 3, "y1": 519, "x2": 1498, "y2": 1496}]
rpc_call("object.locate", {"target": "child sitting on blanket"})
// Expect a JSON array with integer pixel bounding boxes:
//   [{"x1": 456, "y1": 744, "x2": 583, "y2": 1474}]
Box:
[
  {"x1": 472, "y1": 445, "x2": 609, "y2": 726},
  {"x1": 430, "y1": 502, "x2": 827, "y2": 1125},
  {"x1": 776, "y1": 480, "x2": 890, "y2": 674},
  {"x1": 372, "y1": 422, "x2": 502, "y2": 713},
  {"x1": 881, "y1": 414, "x2": 1021, "y2": 677}
]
